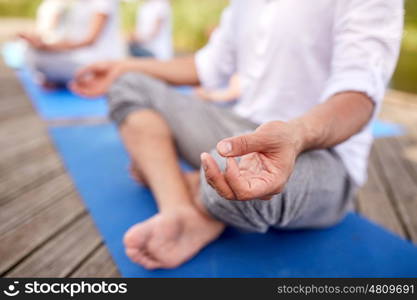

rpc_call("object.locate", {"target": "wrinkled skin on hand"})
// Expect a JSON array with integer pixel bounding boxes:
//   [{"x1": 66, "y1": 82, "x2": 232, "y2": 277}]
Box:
[{"x1": 202, "y1": 121, "x2": 303, "y2": 201}]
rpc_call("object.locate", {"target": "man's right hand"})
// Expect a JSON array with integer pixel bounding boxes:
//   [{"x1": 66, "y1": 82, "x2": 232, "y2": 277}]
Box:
[{"x1": 70, "y1": 61, "x2": 124, "y2": 98}]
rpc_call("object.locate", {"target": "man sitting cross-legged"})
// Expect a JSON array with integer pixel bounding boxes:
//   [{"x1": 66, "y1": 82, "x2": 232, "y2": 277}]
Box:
[{"x1": 71, "y1": 0, "x2": 403, "y2": 270}]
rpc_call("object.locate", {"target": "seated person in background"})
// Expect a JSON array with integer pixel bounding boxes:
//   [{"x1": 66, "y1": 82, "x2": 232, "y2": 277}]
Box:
[
  {"x1": 128, "y1": 0, "x2": 172, "y2": 60},
  {"x1": 19, "y1": 0, "x2": 124, "y2": 88},
  {"x1": 71, "y1": 0, "x2": 403, "y2": 270},
  {"x1": 194, "y1": 74, "x2": 241, "y2": 103},
  {"x1": 33, "y1": 0, "x2": 66, "y2": 44}
]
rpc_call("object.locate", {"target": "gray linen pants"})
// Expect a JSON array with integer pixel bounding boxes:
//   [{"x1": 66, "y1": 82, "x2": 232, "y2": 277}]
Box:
[{"x1": 108, "y1": 73, "x2": 356, "y2": 233}]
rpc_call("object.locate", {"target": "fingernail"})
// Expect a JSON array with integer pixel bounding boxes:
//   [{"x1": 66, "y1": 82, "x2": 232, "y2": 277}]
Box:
[
  {"x1": 218, "y1": 141, "x2": 232, "y2": 155},
  {"x1": 200, "y1": 153, "x2": 208, "y2": 171},
  {"x1": 201, "y1": 160, "x2": 208, "y2": 171}
]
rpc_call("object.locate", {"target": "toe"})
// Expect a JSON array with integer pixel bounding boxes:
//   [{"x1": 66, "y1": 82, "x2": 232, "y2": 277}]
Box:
[
  {"x1": 147, "y1": 241, "x2": 182, "y2": 269},
  {"x1": 123, "y1": 223, "x2": 151, "y2": 249},
  {"x1": 126, "y1": 247, "x2": 162, "y2": 270},
  {"x1": 125, "y1": 247, "x2": 142, "y2": 263}
]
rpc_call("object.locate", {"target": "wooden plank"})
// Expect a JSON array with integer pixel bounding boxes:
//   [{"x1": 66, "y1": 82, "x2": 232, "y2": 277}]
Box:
[
  {"x1": 0, "y1": 149, "x2": 64, "y2": 206},
  {"x1": 0, "y1": 94, "x2": 34, "y2": 122},
  {"x1": 6, "y1": 215, "x2": 102, "y2": 278},
  {"x1": 0, "y1": 77, "x2": 32, "y2": 105},
  {"x1": 0, "y1": 138, "x2": 56, "y2": 176},
  {"x1": 0, "y1": 193, "x2": 85, "y2": 275},
  {"x1": 0, "y1": 64, "x2": 36, "y2": 121},
  {"x1": 0, "y1": 173, "x2": 74, "y2": 236},
  {"x1": 0, "y1": 59, "x2": 111, "y2": 277},
  {"x1": 0, "y1": 113, "x2": 45, "y2": 137},
  {"x1": 70, "y1": 245, "x2": 120, "y2": 278},
  {"x1": 0, "y1": 135, "x2": 50, "y2": 173},
  {"x1": 385, "y1": 90, "x2": 417, "y2": 109},
  {"x1": 0, "y1": 114, "x2": 46, "y2": 152},
  {"x1": 356, "y1": 148, "x2": 406, "y2": 237},
  {"x1": 397, "y1": 136, "x2": 417, "y2": 184},
  {"x1": 373, "y1": 138, "x2": 417, "y2": 243}
]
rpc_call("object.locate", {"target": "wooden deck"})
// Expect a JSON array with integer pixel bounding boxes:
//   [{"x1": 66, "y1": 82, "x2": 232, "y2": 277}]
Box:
[{"x1": 1, "y1": 58, "x2": 417, "y2": 278}]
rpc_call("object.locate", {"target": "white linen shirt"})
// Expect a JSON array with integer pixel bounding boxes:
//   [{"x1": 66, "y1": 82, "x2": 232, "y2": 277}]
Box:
[{"x1": 196, "y1": 0, "x2": 404, "y2": 186}]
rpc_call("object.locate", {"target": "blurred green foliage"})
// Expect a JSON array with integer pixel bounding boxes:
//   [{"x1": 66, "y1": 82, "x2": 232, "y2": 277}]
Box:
[
  {"x1": 0, "y1": 0, "x2": 416, "y2": 93},
  {"x1": 0, "y1": 0, "x2": 227, "y2": 52},
  {"x1": 392, "y1": 0, "x2": 417, "y2": 93},
  {"x1": 121, "y1": 0, "x2": 227, "y2": 52},
  {"x1": 0, "y1": 0, "x2": 42, "y2": 17}
]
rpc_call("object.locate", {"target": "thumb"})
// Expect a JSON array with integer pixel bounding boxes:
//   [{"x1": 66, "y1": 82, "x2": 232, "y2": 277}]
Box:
[{"x1": 217, "y1": 133, "x2": 265, "y2": 157}]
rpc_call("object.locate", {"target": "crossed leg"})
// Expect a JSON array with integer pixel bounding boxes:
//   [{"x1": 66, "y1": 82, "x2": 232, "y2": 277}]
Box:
[
  {"x1": 107, "y1": 72, "x2": 259, "y2": 269},
  {"x1": 108, "y1": 73, "x2": 355, "y2": 270},
  {"x1": 120, "y1": 110, "x2": 224, "y2": 270},
  {"x1": 129, "y1": 161, "x2": 201, "y2": 198}
]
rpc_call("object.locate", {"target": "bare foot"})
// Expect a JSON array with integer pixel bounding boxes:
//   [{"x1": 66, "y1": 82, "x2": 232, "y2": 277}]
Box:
[
  {"x1": 41, "y1": 81, "x2": 59, "y2": 91},
  {"x1": 124, "y1": 207, "x2": 224, "y2": 270}
]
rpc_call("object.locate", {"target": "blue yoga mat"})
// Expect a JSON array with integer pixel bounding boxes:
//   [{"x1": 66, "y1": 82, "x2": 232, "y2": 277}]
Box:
[
  {"x1": 16, "y1": 68, "x2": 108, "y2": 120},
  {"x1": 49, "y1": 124, "x2": 417, "y2": 277},
  {"x1": 372, "y1": 120, "x2": 405, "y2": 138},
  {"x1": 1, "y1": 42, "x2": 107, "y2": 119}
]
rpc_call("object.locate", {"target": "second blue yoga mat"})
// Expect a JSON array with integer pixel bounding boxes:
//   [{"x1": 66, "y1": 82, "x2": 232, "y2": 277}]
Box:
[
  {"x1": 2, "y1": 42, "x2": 107, "y2": 120},
  {"x1": 16, "y1": 68, "x2": 108, "y2": 120},
  {"x1": 14, "y1": 67, "x2": 194, "y2": 121},
  {"x1": 49, "y1": 124, "x2": 417, "y2": 277}
]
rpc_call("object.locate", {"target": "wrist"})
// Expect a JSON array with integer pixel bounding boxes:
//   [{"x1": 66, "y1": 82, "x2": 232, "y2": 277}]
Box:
[
  {"x1": 115, "y1": 60, "x2": 134, "y2": 76},
  {"x1": 287, "y1": 119, "x2": 309, "y2": 154},
  {"x1": 119, "y1": 59, "x2": 144, "y2": 73}
]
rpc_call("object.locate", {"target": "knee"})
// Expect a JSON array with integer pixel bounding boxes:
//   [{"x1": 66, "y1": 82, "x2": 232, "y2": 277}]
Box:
[
  {"x1": 108, "y1": 72, "x2": 156, "y2": 125},
  {"x1": 108, "y1": 72, "x2": 148, "y2": 104}
]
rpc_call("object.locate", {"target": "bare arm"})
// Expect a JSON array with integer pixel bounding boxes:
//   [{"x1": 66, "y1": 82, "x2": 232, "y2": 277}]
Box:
[
  {"x1": 118, "y1": 56, "x2": 200, "y2": 86},
  {"x1": 291, "y1": 92, "x2": 374, "y2": 153},
  {"x1": 71, "y1": 56, "x2": 200, "y2": 97},
  {"x1": 202, "y1": 92, "x2": 374, "y2": 201}
]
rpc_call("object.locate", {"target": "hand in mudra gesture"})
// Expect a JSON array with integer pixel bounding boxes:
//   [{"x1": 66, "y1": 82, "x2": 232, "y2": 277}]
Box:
[
  {"x1": 70, "y1": 61, "x2": 123, "y2": 98},
  {"x1": 201, "y1": 121, "x2": 304, "y2": 201}
]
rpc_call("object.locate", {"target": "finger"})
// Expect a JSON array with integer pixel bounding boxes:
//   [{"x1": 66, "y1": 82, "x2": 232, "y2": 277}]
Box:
[
  {"x1": 201, "y1": 153, "x2": 236, "y2": 200},
  {"x1": 224, "y1": 158, "x2": 254, "y2": 201},
  {"x1": 68, "y1": 82, "x2": 91, "y2": 97},
  {"x1": 217, "y1": 133, "x2": 265, "y2": 157},
  {"x1": 73, "y1": 64, "x2": 103, "y2": 84},
  {"x1": 69, "y1": 81, "x2": 105, "y2": 98},
  {"x1": 224, "y1": 158, "x2": 278, "y2": 201},
  {"x1": 68, "y1": 81, "x2": 81, "y2": 94}
]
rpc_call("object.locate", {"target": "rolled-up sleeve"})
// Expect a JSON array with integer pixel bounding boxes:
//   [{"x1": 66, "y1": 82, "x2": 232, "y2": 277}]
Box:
[
  {"x1": 195, "y1": 3, "x2": 237, "y2": 89},
  {"x1": 320, "y1": 0, "x2": 404, "y2": 106}
]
